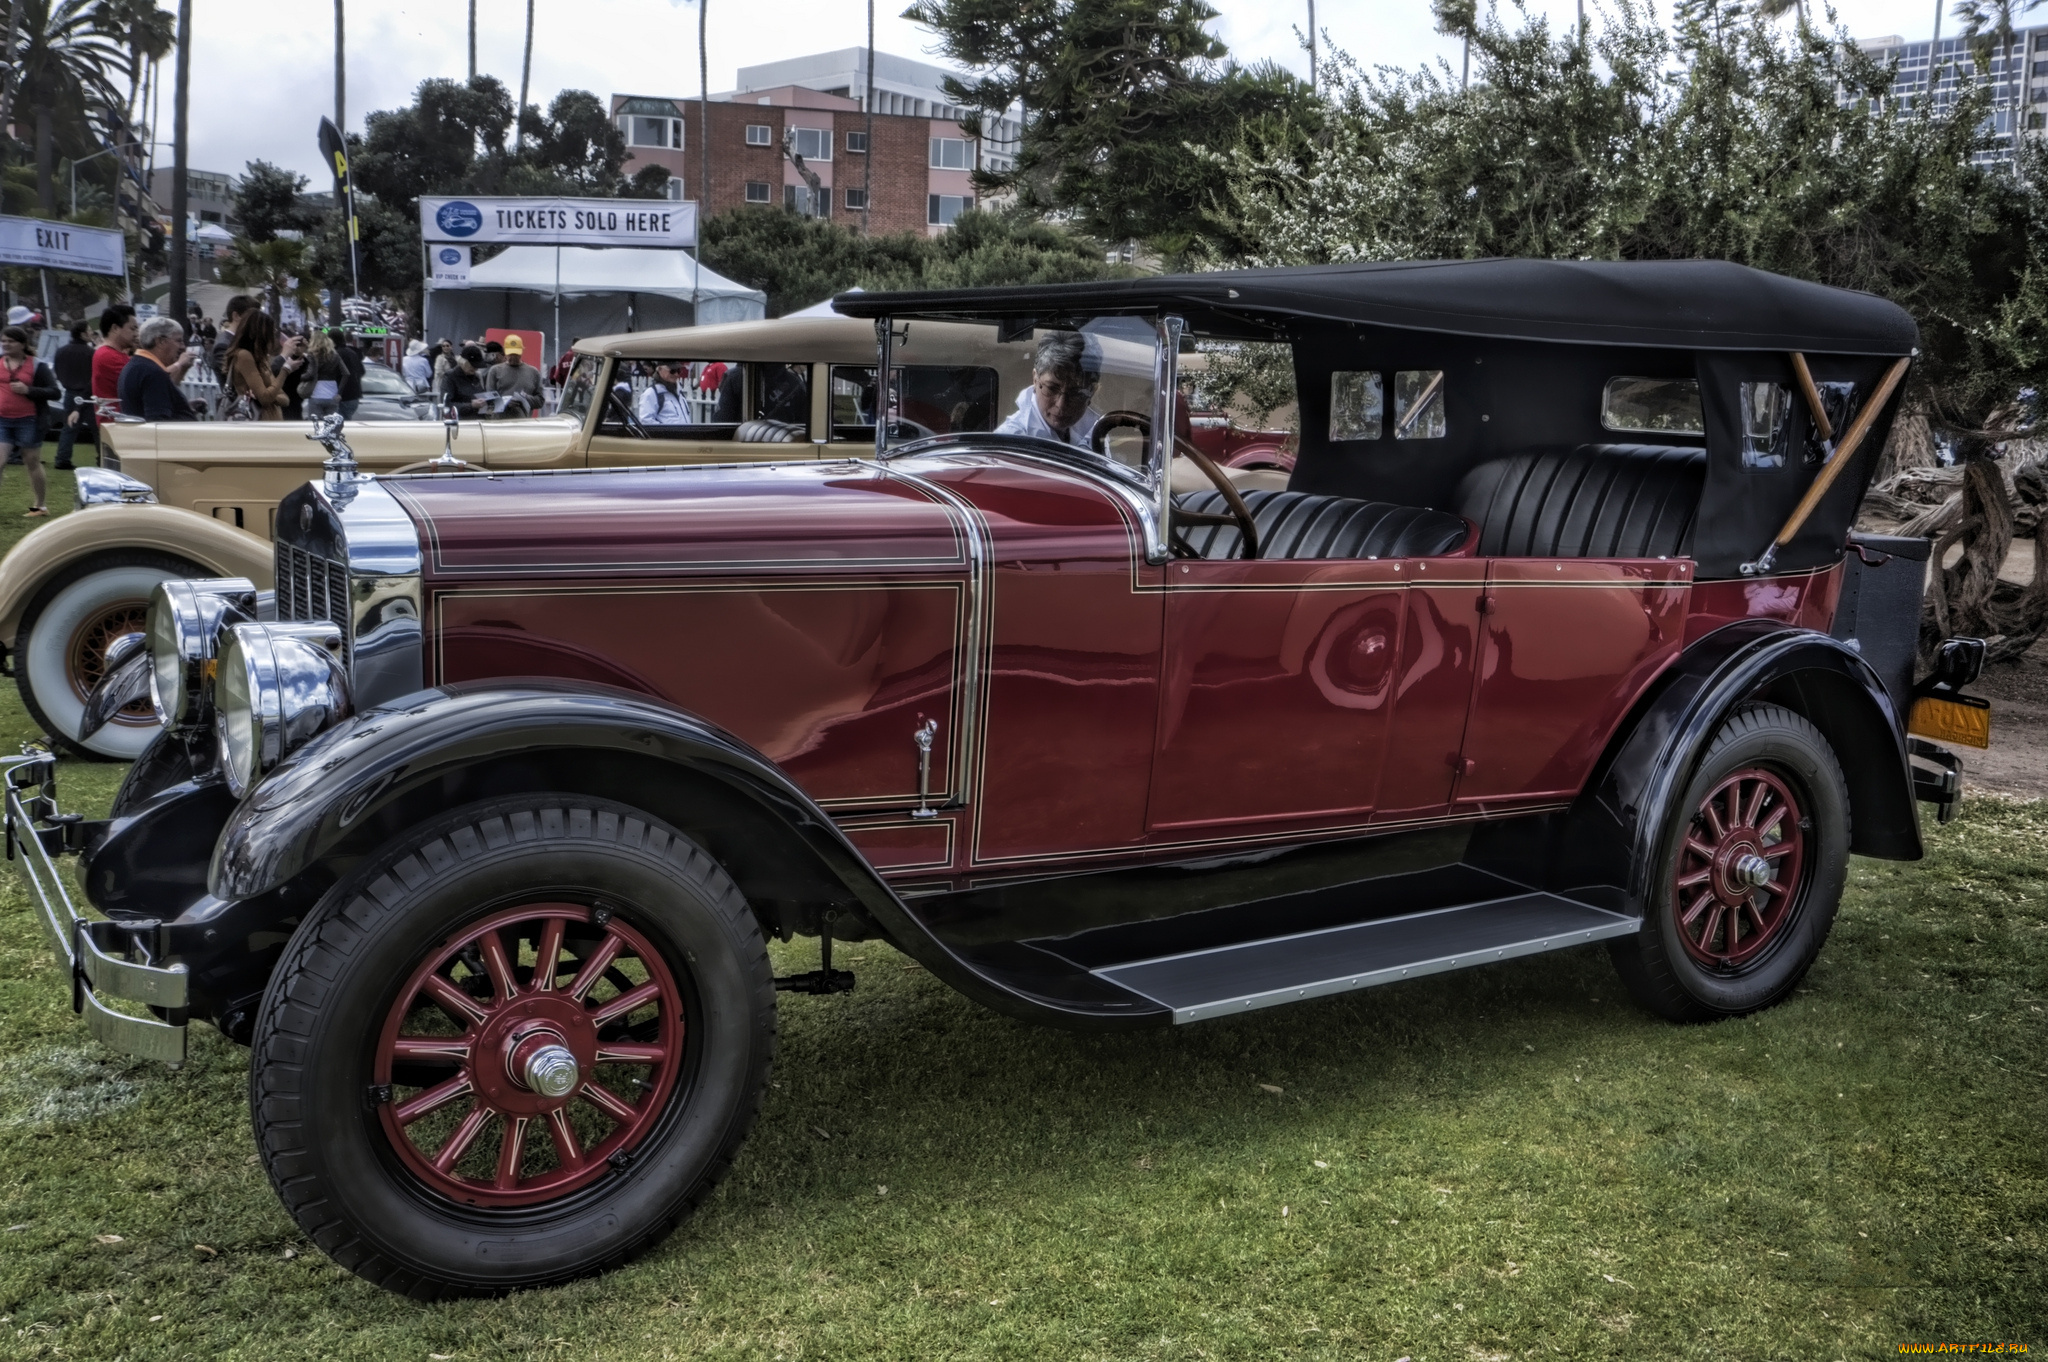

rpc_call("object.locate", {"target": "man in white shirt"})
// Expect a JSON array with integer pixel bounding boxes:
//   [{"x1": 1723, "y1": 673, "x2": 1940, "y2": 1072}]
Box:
[
  {"x1": 637, "y1": 362, "x2": 692, "y2": 425},
  {"x1": 995, "y1": 331, "x2": 1101, "y2": 448}
]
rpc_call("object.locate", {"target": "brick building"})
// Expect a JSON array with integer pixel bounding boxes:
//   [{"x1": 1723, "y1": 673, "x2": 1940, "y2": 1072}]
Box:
[{"x1": 610, "y1": 79, "x2": 998, "y2": 238}]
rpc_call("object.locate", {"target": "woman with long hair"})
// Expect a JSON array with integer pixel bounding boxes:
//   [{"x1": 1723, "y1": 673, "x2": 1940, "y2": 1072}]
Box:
[
  {"x1": 300, "y1": 328, "x2": 346, "y2": 418},
  {"x1": 223, "y1": 310, "x2": 300, "y2": 421}
]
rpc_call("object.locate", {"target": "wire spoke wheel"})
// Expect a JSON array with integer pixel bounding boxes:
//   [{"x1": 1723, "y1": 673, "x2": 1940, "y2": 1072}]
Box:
[
  {"x1": 373, "y1": 902, "x2": 686, "y2": 1208},
  {"x1": 65, "y1": 600, "x2": 153, "y2": 722},
  {"x1": 1672, "y1": 766, "x2": 1807, "y2": 970}
]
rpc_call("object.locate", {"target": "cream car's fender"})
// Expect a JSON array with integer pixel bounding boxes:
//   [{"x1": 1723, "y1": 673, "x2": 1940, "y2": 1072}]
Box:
[{"x1": 0, "y1": 503, "x2": 273, "y2": 646}]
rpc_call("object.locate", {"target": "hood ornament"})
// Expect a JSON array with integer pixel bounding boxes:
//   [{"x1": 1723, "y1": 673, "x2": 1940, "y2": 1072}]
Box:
[
  {"x1": 431, "y1": 402, "x2": 466, "y2": 468},
  {"x1": 309, "y1": 415, "x2": 363, "y2": 504}
]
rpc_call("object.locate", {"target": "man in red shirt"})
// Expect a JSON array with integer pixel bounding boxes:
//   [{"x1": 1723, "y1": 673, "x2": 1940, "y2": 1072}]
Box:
[{"x1": 92, "y1": 304, "x2": 138, "y2": 410}]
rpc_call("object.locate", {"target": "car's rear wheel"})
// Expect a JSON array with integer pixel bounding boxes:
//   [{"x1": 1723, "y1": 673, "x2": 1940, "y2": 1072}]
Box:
[
  {"x1": 248, "y1": 796, "x2": 776, "y2": 1297},
  {"x1": 16, "y1": 550, "x2": 204, "y2": 760},
  {"x1": 1609, "y1": 704, "x2": 1849, "y2": 1022}
]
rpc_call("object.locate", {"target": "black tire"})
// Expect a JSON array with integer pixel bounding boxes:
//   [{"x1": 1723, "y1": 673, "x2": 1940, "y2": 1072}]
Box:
[
  {"x1": 1609, "y1": 704, "x2": 1850, "y2": 1022},
  {"x1": 15, "y1": 549, "x2": 206, "y2": 760},
  {"x1": 248, "y1": 795, "x2": 777, "y2": 1298}
]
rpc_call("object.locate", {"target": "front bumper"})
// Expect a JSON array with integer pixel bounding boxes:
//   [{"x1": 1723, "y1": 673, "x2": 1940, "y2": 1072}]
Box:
[{"x1": 4, "y1": 752, "x2": 189, "y2": 1062}]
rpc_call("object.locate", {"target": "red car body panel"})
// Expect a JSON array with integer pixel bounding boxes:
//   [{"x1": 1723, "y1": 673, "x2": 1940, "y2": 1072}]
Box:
[{"x1": 393, "y1": 454, "x2": 1852, "y2": 894}]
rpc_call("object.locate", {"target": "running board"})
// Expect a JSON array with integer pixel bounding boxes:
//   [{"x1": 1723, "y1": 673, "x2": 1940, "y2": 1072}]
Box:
[{"x1": 1066, "y1": 893, "x2": 1640, "y2": 1024}]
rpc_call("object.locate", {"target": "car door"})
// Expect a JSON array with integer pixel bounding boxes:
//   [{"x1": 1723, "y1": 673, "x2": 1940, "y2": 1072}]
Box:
[
  {"x1": 1452, "y1": 558, "x2": 1692, "y2": 810},
  {"x1": 1147, "y1": 556, "x2": 1409, "y2": 835}
]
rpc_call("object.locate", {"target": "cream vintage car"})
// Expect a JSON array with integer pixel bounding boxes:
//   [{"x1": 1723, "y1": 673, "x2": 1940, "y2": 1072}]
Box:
[
  {"x1": 1, "y1": 314, "x2": 1286, "y2": 758},
  {"x1": 0, "y1": 316, "x2": 1050, "y2": 759}
]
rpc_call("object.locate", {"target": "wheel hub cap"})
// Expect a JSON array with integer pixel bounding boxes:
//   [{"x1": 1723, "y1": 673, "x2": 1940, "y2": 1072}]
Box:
[{"x1": 515, "y1": 1038, "x2": 579, "y2": 1098}]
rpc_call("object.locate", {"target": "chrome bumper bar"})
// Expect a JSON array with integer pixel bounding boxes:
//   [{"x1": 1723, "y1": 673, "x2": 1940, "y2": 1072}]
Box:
[{"x1": 3, "y1": 752, "x2": 188, "y2": 1062}]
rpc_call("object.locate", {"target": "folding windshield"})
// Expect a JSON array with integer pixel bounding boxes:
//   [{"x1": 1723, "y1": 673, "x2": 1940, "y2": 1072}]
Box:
[{"x1": 875, "y1": 315, "x2": 1163, "y2": 470}]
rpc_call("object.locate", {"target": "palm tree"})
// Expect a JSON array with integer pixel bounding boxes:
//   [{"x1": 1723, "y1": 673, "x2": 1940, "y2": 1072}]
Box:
[
  {"x1": 1949, "y1": 0, "x2": 2036, "y2": 126},
  {"x1": 1433, "y1": 0, "x2": 1477, "y2": 90},
  {"x1": 698, "y1": 0, "x2": 709, "y2": 216},
  {"x1": 517, "y1": 0, "x2": 534, "y2": 152},
  {"x1": 333, "y1": 0, "x2": 344, "y2": 132},
  {"x1": 218, "y1": 235, "x2": 322, "y2": 326},
  {"x1": 93, "y1": 0, "x2": 173, "y2": 155},
  {"x1": 10, "y1": 0, "x2": 125, "y2": 213},
  {"x1": 1953, "y1": 0, "x2": 2041, "y2": 60}
]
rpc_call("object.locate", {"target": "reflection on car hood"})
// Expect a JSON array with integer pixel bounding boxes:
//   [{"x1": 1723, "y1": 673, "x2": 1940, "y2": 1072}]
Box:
[{"x1": 386, "y1": 460, "x2": 970, "y2": 579}]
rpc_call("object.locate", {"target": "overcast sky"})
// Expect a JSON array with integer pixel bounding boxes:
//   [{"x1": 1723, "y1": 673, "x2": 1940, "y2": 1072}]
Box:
[{"x1": 181, "y1": 0, "x2": 1958, "y2": 187}]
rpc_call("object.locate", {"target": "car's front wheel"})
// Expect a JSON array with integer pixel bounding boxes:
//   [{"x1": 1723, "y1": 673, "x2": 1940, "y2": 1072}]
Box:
[
  {"x1": 248, "y1": 796, "x2": 777, "y2": 1297},
  {"x1": 1609, "y1": 704, "x2": 1850, "y2": 1022},
  {"x1": 16, "y1": 550, "x2": 204, "y2": 759}
]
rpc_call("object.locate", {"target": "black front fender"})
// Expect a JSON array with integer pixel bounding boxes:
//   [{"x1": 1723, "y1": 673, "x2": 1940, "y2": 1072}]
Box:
[
  {"x1": 209, "y1": 680, "x2": 1148, "y2": 1029},
  {"x1": 1553, "y1": 620, "x2": 1921, "y2": 911}
]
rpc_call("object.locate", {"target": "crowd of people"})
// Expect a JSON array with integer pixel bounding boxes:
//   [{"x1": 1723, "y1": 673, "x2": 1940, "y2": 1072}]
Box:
[
  {"x1": 0, "y1": 302, "x2": 589, "y2": 513},
  {"x1": 414, "y1": 333, "x2": 557, "y2": 418}
]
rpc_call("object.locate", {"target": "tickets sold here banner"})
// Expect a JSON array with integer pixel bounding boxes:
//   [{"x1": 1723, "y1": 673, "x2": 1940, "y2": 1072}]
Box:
[{"x1": 418, "y1": 196, "x2": 697, "y2": 249}]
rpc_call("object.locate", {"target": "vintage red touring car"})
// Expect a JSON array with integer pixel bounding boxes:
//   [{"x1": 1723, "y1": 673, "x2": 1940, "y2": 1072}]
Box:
[{"x1": 6, "y1": 259, "x2": 1988, "y2": 1297}]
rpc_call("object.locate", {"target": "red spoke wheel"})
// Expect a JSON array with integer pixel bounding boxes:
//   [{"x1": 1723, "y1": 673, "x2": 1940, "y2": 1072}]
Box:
[
  {"x1": 249, "y1": 797, "x2": 776, "y2": 1297},
  {"x1": 1671, "y1": 767, "x2": 1806, "y2": 969},
  {"x1": 1609, "y1": 705, "x2": 1850, "y2": 1022},
  {"x1": 374, "y1": 904, "x2": 686, "y2": 1207}
]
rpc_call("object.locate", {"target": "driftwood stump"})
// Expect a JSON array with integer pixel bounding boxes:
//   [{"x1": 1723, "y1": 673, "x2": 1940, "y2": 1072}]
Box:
[{"x1": 1921, "y1": 452, "x2": 2048, "y2": 665}]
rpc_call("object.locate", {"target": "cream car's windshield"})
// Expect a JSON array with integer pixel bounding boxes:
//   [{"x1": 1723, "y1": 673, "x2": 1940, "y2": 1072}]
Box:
[{"x1": 559, "y1": 354, "x2": 603, "y2": 426}]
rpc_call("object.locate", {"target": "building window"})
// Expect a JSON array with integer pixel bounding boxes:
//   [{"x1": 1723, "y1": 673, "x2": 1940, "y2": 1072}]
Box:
[
  {"x1": 620, "y1": 115, "x2": 683, "y2": 148},
  {"x1": 664, "y1": 177, "x2": 686, "y2": 201},
  {"x1": 844, "y1": 131, "x2": 868, "y2": 153},
  {"x1": 745, "y1": 124, "x2": 773, "y2": 146},
  {"x1": 745, "y1": 181, "x2": 771, "y2": 203},
  {"x1": 790, "y1": 127, "x2": 831, "y2": 161},
  {"x1": 930, "y1": 137, "x2": 970, "y2": 170},
  {"x1": 928, "y1": 193, "x2": 971, "y2": 226},
  {"x1": 844, "y1": 187, "x2": 868, "y2": 210},
  {"x1": 784, "y1": 184, "x2": 829, "y2": 217},
  {"x1": 2033, "y1": 111, "x2": 2047, "y2": 128}
]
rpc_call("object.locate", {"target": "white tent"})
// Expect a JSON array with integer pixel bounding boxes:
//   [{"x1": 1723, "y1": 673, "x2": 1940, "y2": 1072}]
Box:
[
  {"x1": 784, "y1": 287, "x2": 860, "y2": 319},
  {"x1": 423, "y1": 246, "x2": 766, "y2": 365}
]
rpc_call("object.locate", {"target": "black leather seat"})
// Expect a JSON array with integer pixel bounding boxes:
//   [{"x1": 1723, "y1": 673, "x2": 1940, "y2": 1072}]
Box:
[
  {"x1": 735, "y1": 418, "x2": 805, "y2": 443},
  {"x1": 1455, "y1": 443, "x2": 1704, "y2": 559},
  {"x1": 1177, "y1": 489, "x2": 1471, "y2": 560}
]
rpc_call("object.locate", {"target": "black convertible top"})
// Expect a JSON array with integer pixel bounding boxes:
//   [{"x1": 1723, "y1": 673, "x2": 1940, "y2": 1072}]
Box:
[{"x1": 834, "y1": 258, "x2": 1918, "y2": 356}]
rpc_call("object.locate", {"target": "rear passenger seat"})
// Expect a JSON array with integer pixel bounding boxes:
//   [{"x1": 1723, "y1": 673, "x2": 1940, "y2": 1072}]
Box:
[
  {"x1": 1455, "y1": 443, "x2": 1704, "y2": 559},
  {"x1": 1175, "y1": 490, "x2": 1470, "y2": 560}
]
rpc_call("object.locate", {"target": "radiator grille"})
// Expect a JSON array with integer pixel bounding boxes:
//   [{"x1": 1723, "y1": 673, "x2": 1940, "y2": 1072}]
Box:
[{"x1": 275, "y1": 542, "x2": 353, "y2": 663}]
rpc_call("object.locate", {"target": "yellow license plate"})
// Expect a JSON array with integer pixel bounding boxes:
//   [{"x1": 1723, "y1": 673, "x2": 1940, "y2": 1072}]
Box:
[{"x1": 1908, "y1": 696, "x2": 1992, "y2": 749}]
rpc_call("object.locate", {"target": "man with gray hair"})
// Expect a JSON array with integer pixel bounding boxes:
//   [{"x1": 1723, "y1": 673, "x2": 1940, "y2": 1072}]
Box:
[
  {"x1": 118, "y1": 316, "x2": 200, "y2": 421},
  {"x1": 996, "y1": 330, "x2": 1102, "y2": 448}
]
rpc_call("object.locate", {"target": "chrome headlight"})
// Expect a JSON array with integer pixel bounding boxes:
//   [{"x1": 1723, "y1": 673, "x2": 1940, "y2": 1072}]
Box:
[
  {"x1": 145, "y1": 578, "x2": 258, "y2": 728},
  {"x1": 216, "y1": 621, "x2": 351, "y2": 797}
]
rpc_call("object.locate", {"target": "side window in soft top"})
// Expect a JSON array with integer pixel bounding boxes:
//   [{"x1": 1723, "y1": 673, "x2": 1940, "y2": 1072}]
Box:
[
  {"x1": 1601, "y1": 376, "x2": 1705, "y2": 436},
  {"x1": 1320, "y1": 368, "x2": 1443, "y2": 441}
]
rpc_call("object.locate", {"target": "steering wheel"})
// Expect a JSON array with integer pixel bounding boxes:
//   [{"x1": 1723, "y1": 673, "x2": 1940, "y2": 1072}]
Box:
[
  {"x1": 1173, "y1": 435, "x2": 1261, "y2": 560},
  {"x1": 1090, "y1": 409, "x2": 1151, "y2": 458},
  {"x1": 604, "y1": 386, "x2": 650, "y2": 440},
  {"x1": 1093, "y1": 411, "x2": 1259, "y2": 559}
]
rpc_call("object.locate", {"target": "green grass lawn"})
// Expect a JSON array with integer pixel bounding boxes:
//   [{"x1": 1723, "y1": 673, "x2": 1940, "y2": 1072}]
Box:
[{"x1": 0, "y1": 480, "x2": 2041, "y2": 1359}]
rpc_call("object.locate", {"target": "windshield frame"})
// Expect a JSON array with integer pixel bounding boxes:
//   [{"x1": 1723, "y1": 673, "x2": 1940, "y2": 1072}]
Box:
[{"x1": 870, "y1": 312, "x2": 1182, "y2": 565}]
